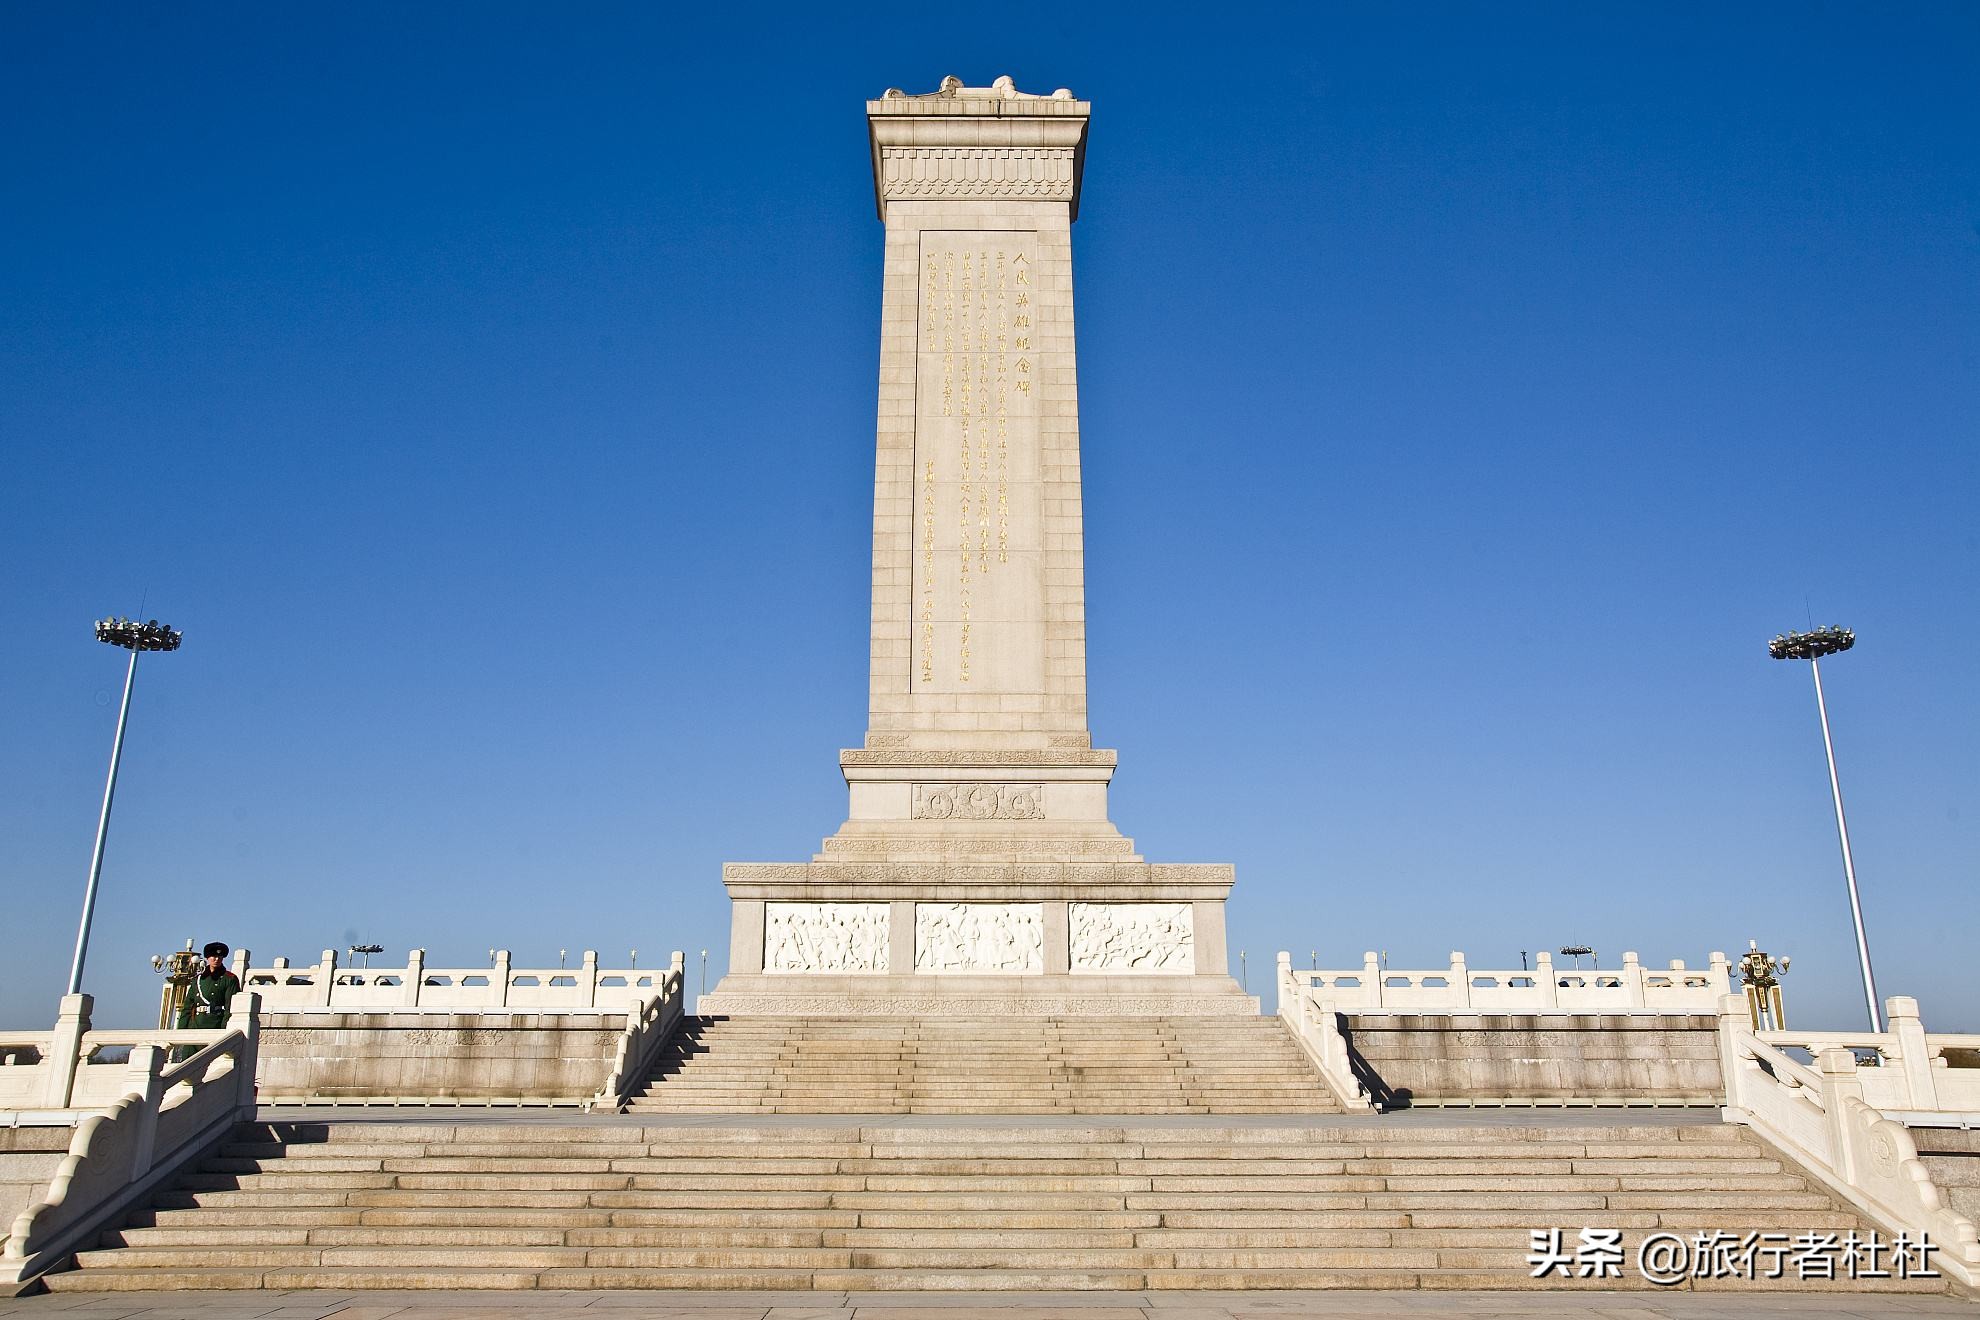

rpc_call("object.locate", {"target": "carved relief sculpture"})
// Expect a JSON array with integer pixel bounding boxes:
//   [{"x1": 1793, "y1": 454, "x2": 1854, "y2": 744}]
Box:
[
  {"x1": 1069, "y1": 902, "x2": 1195, "y2": 973},
  {"x1": 763, "y1": 903, "x2": 891, "y2": 973},
  {"x1": 914, "y1": 903, "x2": 1045, "y2": 973}
]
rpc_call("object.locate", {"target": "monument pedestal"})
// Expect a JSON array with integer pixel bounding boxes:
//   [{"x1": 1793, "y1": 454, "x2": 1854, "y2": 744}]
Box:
[
  {"x1": 703, "y1": 746, "x2": 1255, "y2": 1016},
  {"x1": 704, "y1": 77, "x2": 1249, "y2": 1017}
]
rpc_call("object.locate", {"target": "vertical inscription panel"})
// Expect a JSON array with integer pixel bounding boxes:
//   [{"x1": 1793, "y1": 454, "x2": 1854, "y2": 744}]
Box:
[{"x1": 912, "y1": 230, "x2": 1044, "y2": 694}]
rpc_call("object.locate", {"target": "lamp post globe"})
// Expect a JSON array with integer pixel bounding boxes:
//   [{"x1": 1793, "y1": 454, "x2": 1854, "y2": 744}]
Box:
[
  {"x1": 1767, "y1": 625, "x2": 1879, "y2": 1032},
  {"x1": 68, "y1": 616, "x2": 184, "y2": 997}
]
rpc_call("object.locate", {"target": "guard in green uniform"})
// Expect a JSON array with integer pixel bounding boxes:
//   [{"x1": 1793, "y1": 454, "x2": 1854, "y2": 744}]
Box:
[{"x1": 176, "y1": 942, "x2": 241, "y2": 1028}]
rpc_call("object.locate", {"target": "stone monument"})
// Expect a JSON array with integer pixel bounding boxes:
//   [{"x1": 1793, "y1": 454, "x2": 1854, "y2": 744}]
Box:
[{"x1": 701, "y1": 76, "x2": 1252, "y2": 1015}]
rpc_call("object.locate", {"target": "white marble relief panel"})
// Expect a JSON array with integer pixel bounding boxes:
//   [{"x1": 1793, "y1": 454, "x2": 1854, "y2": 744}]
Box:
[
  {"x1": 763, "y1": 902, "x2": 890, "y2": 974},
  {"x1": 1068, "y1": 902, "x2": 1195, "y2": 973},
  {"x1": 914, "y1": 903, "x2": 1044, "y2": 973}
]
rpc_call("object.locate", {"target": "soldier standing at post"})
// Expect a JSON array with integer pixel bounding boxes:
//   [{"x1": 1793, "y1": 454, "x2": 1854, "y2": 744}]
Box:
[{"x1": 176, "y1": 942, "x2": 241, "y2": 1029}]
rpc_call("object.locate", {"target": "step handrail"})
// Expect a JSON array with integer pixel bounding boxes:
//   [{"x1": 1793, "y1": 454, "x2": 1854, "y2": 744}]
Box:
[
  {"x1": 588, "y1": 952, "x2": 686, "y2": 1112},
  {"x1": 1719, "y1": 993, "x2": 1980, "y2": 1288},
  {"x1": 3, "y1": 993, "x2": 260, "y2": 1290}
]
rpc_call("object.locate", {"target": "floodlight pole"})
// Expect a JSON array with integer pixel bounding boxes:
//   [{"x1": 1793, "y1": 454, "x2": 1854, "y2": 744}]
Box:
[
  {"x1": 1810, "y1": 656, "x2": 1880, "y2": 1033},
  {"x1": 68, "y1": 646, "x2": 141, "y2": 996}
]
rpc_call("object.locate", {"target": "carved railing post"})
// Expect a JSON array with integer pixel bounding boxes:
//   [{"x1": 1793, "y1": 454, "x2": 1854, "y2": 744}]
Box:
[
  {"x1": 316, "y1": 949, "x2": 337, "y2": 1008},
  {"x1": 1708, "y1": 950, "x2": 1732, "y2": 996},
  {"x1": 124, "y1": 1045, "x2": 166, "y2": 1178},
  {"x1": 1448, "y1": 952, "x2": 1470, "y2": 1008},
  {"x1": 583, "y1": 950, "x2": 600, "y2": 1007},
  {"x1": 1817, "y1": 1048, "x2": 1865, "y2": 1182},
  {"x1": 1621, "y1": 950, "x2": 1645, "y2": 1007},
  {"x1": 229, "y1": 947, "x2": 250, "y2": 983},
  {"x1": 1715, "y1": 992, "x2": 1753, "y2": 1119},
  {"x1": 1535, "y1": 951, "x2": 1559, "y2": 1009},
  {"x1": 1886, "y1": 996, "x2": 1939, "y2": 1110},
  {"x1": 405, "y1": 949, "x2": 425, "y2": 1007},
  {"x1": 230, "y1": 990, "x2": 260, "y2": 1112},
  {"x1": 1361, "y1": 952, "x2": 1382, "y2": 1008},
  {"x1": 41, "y1": 993, "x2": 92, "y2": 1108},
  {"x1": 494, "y1": 950, "x2": 512, "y2": 1008}
]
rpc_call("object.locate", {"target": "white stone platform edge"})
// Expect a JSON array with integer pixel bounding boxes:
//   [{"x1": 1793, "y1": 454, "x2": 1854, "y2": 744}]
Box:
[{"x1": 697, "y1": 988, "x2": 1261, "y2": 1017}]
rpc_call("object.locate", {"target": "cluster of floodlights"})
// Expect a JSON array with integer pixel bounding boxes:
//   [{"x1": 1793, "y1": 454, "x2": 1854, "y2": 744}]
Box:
[
  {"x1": 94, "y1": 617, "x2": 183, "y2": 652},
  {"x1": 1767, "y1": 626, "x2": 1854, "y2": 661}
]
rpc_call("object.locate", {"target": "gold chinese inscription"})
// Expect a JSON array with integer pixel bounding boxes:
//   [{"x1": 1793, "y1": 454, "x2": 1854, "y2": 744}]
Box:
[{"x1": 913, "y1": 231, "x2": 1043, "y2": 694}]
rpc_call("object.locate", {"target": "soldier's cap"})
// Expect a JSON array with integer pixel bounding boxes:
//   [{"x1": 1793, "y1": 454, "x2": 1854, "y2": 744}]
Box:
[{"x1": 203, "y1": 942, "x2": 228, "y2": 959}]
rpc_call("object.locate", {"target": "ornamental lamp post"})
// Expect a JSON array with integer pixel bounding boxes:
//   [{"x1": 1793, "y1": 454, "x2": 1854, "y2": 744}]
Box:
[
  {"x1": 68, "y1": 617, "x2": 183, "y2": 996},
  {"x1": 1737, "y1": 940, "x2": 1792, "y2": 1031},
  {"x1": 1768, "y1": 625, "x2": 1881, "y2": 1032},
  {"x1": 150, "y1": 939, "x2": 200, "y2": 1029}
]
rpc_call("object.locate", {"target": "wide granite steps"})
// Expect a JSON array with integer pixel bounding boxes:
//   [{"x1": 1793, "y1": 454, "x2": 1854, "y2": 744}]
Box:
[
  {"x1": 40, "y1": 1117, "x2": 1938, "y2": 1294},
  {"x1": 628, "y1": 1014, "x2": 1337, "y2": 1116}
]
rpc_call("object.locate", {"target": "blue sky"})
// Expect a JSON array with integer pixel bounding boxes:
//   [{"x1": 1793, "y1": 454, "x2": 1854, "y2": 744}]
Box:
[{"x1": 3, "y1": 4, "x2": 1975, "y2": 1030}]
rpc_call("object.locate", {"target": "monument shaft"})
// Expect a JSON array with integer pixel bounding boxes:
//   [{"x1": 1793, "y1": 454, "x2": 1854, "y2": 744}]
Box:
[{"x1": 703, "y1": 77, "x2": 1249, "y2": 1015}]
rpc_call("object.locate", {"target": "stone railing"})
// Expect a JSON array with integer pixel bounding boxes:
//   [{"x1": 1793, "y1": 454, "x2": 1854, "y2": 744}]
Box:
[
  {"x1": 1274, "y1": 957, "x2": 1363, "y2": 1108},
  {"x1": 239, "y1": 948, "x2": 669, "y2": 1011},
  {"x1": 1757, "y1": 996, "x2": 1980, "y2": 1117},
  {"x1": 1720, "y1": 994, "x2": 1980, "y2": 1288},
  {"x1": 0, "y1": 995, "x2": 233, "y2": 1116},
  {"x1": 3, "y1": 993, "x2": 259, "y2": 1288},
  {"x1": 589, "y1": 953, "x2": 688, "y2": 1112},
  {"x1": 1277, "y1": 951, "x2": 1735, "y2": 1110},
  {"x1": 1283, "y1": 949, "x2": 1731, "y2": 1014}
]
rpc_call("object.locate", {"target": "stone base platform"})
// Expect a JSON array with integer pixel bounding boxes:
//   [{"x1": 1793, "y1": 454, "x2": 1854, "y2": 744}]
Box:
[{"x1": 697, "y1": 974, "x2": 1258, "y2": 1017}]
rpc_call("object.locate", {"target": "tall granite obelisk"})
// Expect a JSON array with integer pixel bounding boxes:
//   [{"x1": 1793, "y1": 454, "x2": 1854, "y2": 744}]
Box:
[{"x1": 702, "y1": 76, "x2": 1252, "y2": 1015}]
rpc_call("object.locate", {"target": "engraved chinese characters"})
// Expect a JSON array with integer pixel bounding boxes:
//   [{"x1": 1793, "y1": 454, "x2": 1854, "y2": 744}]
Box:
[
  {"x1": 1069, "y1": 903, "x2": 1196, "y2": 973},
  {"x1": 764, "y1": 903, "x2": 890, "y2": 973},
  {"x1": 914, "y1": 903, "x2": 1045, "y2": 973},
  {"x1": 914, "y1": 231, "x2": 1043, "y2": 693}
]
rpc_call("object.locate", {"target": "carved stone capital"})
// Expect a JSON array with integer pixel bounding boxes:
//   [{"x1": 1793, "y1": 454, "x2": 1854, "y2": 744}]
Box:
[{"x1": 878, "y1": 146, "x2": 1077, "y2": 203}]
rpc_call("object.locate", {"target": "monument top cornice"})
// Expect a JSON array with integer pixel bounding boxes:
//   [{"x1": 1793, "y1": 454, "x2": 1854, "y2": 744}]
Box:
[
  {"x1": 867, "y1": 75, "x2": 1090, "y2": 219},
  {"x1": 870, "y1": 75, "x2": 1086, "y2": 114}
]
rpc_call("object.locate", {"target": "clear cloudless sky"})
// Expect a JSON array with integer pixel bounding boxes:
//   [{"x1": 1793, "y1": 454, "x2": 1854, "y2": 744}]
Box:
[{"x1": 2, "y1": 3, "x2": 1975, "y2": 1030}]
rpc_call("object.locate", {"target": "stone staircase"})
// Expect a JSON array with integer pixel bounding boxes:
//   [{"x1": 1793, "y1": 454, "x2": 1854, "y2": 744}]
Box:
[
  {"x1": 628, "y1": 1016, "x2": 1335, "y2": 1115},
  {"x1": 43, "y1": 1116, "x2": 1935, "y2": 1293},
  {"x1": 1917, "y1": 1128, "x2": 1980, "y2": 1224}
]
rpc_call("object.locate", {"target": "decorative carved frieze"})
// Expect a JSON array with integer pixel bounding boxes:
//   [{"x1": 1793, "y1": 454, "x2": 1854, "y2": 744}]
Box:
[
  {"x1": 763, "y1": 902, "x2": 890, "y2": 973},
  {"x1": 699, "y1": 993, "x2": 1256, "y2": 1017},
  {"x1": 1069, "y1": 902, "x2": 1195, "y2": 973},
  {"x1": 878, "y1": 147, "x2": 1077, "y2": 202},
  {"x1": 914, "y1": 903, "x2": 1045, "y2": 973},
  {"x1": 912, "y1": 783, "x2": 1044, "y2": 820},
  {"x1": 821, "y1": 835, "x2": 1134, "y2": 856},
  {"x1": 402, "y1": 1027, "x2": 505, "y2": 1046},
  {"x1": 841, "y1": 748, "x2": 1117, "y2": 766}
]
